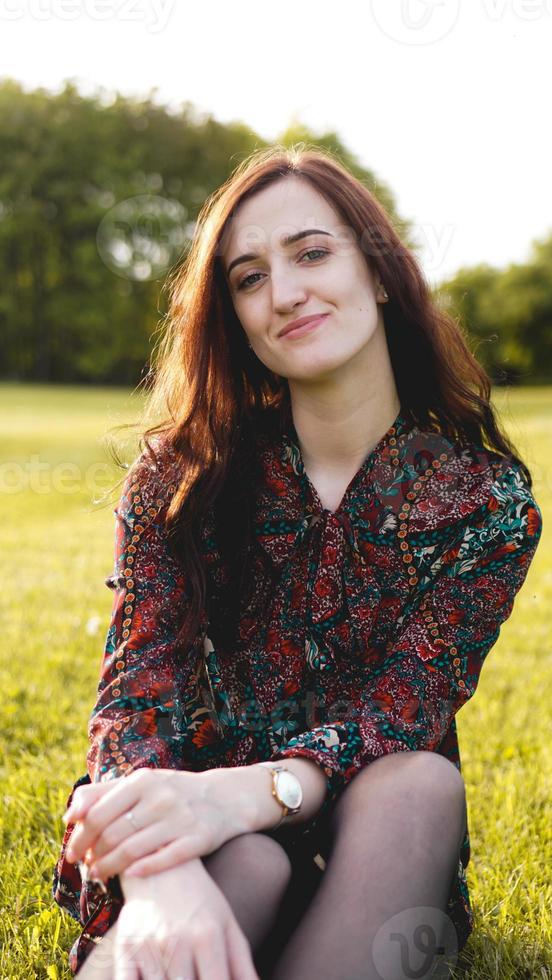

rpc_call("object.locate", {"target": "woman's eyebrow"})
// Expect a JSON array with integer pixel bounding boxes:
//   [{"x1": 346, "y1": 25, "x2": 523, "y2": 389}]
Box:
[{"x1": 225, "y1": 228, "x2": 333, "y2": 278}]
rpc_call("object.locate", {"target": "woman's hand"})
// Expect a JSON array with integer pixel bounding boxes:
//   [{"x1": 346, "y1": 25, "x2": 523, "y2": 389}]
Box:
[
  {"x1": 63, "y1": 766, "x2": 255, "y2": 881},
  {"x1": 77, "y1": 859, "x2": 260, "y2": 980}
]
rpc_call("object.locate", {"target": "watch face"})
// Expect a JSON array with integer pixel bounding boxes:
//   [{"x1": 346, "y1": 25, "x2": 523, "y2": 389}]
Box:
[{"x1": 276, "y1": 770, "x2": 303, "y2": 810}]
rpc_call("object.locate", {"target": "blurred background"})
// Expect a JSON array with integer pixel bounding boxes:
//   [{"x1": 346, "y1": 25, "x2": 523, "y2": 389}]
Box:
[
  {"x1": 0, "y1": 3, "x2": 550, "y2": 978},
  {"x1": 1, "y1": 4, "x2": 552, "y2": 387}
]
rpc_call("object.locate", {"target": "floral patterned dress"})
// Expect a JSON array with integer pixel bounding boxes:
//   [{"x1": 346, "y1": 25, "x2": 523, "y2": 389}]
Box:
[{"x1": 52, "y1": 407, "x2": 543, "y2": 973}]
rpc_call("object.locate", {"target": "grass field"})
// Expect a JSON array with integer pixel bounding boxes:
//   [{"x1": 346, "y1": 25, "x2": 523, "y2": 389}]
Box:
[{"x1": 0, "y1": 382, "x2": 550, "y2": 979}]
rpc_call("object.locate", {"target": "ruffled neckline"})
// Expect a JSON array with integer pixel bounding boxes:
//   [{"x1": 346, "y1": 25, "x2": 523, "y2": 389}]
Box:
[
  {"x1": 252, "y1": 404, "x2": 500, "y2": 577},
  {"x1": 282, "y1": 406, "x2": 413, "y2": 521},
  {"x1": 253, "y1": 406, "x2": 417, "y2": 572}
]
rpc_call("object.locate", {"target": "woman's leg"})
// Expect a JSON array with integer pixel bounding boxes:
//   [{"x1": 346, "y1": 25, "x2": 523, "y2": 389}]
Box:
[
  {"x1": 253, "y1": 838, "x2": 326, "y2": 977},
  {"x1": 266, "y1": 750, "x2": 468, "y2": 980},
  {"x1": 202, "y1": 831, "x2": 293, "y2": 953},
  {"x1": 75, "y1": 834, "x2": 295, "y2": 979}
]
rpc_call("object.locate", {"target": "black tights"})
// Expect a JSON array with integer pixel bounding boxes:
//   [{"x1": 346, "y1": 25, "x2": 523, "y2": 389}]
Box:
[{"x1": 205, "y1": 751, "x2": 468, "y2": 980}]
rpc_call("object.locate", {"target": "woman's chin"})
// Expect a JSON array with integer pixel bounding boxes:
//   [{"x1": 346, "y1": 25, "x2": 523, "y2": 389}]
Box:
[{"x1": 285, "y1": 352, "x2": 355, "y2": 384}]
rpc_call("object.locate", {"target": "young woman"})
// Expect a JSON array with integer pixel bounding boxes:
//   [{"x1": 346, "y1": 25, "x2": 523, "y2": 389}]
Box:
[{"x1": 53, "y1": 145, "x2": 543, "y2": 980}]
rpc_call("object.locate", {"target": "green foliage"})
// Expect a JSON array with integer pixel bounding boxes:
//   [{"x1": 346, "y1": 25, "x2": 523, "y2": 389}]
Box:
[
  {"x1": 0, "y1": 81, "x2": 404, "y2": 387},
  {"x1": 0, "y1": 80, "x2": 264, "y2": 384},
  {"x1": 3, "y1": 78, "x2": 548, "y2": 387},
  {"x1": 0, "y1": 383, "x2": 550, "y2": 978},
  {"x1": 438, "y1": 233, "x2": 552, "y2": 385}
]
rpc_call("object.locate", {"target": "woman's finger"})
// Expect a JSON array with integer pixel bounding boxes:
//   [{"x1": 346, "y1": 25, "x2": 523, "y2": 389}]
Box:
[
  {"x1": 191, "y1": 923, "x2": 230, "y2": 980},
  {"x1": 225, "y1": 918, "x2": 260, "y2": 980},
  {"x1": 65, "y1": 779, "x2": 143, "y2": 863},
  {"x1": 88, "y1": 821, "x2": 181, "y2": 880},
  {"x1": 113, "y1": 935, "x2": 144, "y2": 980},
  {"x1": 87, "y1": 800, "x2": 163, "y2": 862},
  {"x1": 62, "y1": 780, "x2": 115, "y2": 824},
  {"x1": 114, "y1": 927, "x2": 159, "y2": 980},
  {"x1": 123, "y1": 833, "x2": 208, "y2": 879},
  {"x1": 162, "y1": 937, "x2": 195, "y2": 980}
]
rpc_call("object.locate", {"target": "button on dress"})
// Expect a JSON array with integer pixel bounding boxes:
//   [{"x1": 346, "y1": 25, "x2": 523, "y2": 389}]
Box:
[{"x1": 52, "y1": 407, "x2": 543, "y2": 973}]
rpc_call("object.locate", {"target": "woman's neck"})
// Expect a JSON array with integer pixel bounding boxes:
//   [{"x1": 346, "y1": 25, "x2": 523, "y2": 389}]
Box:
[{"x1": 287, "y1": 325, "x2": 400, "y2": 475}]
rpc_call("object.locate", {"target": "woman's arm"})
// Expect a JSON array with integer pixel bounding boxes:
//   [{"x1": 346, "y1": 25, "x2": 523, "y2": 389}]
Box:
[
  {"x1": 88, "y1": 444, "x2": 206, "y2": 783},
  {"x1": 77, "y1": 861, "x2": 260, "y2": 979},
  {"x1": 122, "y1": 456, "x2": 542, "y2": 844},
  {"x1": 202, "y1": 757, "x2": 329, "y2": 833},
  {"x1": 259, "y1": 459, "x2": 543, "y2": 826},
  {"x1": 57, "y1": 457, "x2": 542, "y2": 888},
  {"x1": 53, "y1": 443, "x2": 209, "y2": 919}
]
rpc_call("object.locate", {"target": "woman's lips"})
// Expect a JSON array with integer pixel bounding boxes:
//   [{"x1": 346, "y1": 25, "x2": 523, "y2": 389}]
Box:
[{"x1": 281, "y1": 313, "x2": 330, "y2": 339}]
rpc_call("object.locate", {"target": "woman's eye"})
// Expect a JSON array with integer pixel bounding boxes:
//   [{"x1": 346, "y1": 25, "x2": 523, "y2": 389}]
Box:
[
  {"x1": 236, "y1": 247, "x2": 328, "y2": 291},
  {"x1": 301, "y1": 247, "x2": 328, "y2": 262},
  {"x1": 238, "y1": 271, "x2": 263, "y2": 290}
]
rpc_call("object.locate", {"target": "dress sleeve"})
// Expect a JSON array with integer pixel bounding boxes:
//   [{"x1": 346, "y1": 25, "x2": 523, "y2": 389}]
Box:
[
  {"x1": 53, "y1": 448, "x2": 208, "y2": 928},
  {"x1": 87, "y1": 448, "x2": 207, "y2": 784},
  {"x1": 269, "y1": 459, "x2": 543, "y2": 820}
]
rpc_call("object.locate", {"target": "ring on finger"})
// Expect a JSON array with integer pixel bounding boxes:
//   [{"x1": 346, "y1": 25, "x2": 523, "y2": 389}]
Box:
[{"x1": 126, "y1": 809, "x2": 142, "y2": 833}]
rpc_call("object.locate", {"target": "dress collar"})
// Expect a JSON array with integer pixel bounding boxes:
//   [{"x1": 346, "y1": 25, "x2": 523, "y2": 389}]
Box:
[
  {"x1": 253, "y1": 407, "x2": 416, "y2": 570},
  {"x1": 282, "y1": 406, "x2": 413, "y2": 515},
  {"x1": 252, "y1": 405, "x2": 499, "y2": 574}
]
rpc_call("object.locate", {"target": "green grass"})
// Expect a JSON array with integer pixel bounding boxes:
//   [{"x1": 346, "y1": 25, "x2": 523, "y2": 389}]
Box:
[{"x1": 0, "y1": 382, "x2": 550, "y2": 979}]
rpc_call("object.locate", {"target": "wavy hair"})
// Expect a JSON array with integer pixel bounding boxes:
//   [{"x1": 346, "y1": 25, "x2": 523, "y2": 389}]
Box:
[{"x1": 108, "y1": 143, "x2": 533, "y2": 650}]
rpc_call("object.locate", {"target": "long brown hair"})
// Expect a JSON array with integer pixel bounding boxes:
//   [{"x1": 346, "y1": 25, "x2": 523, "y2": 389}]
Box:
[{"x1": 108, "y1": 143, "x2": 534, "y2": 649}]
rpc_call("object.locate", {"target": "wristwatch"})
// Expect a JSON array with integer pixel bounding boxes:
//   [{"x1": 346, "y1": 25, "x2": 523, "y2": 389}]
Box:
[{"x1": 262, "y1": 764, "x2": 303, "y2": 830}]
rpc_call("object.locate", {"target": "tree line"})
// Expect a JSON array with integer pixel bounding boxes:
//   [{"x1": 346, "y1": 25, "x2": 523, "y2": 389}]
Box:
[{"x1": 1, "y1": 79, "x2": 550, "y2": 386}]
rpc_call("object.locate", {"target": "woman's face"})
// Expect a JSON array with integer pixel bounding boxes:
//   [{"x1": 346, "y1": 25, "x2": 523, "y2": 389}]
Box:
[{"x1": 220, "y1": 176, "x2": 387, "y2": 383}]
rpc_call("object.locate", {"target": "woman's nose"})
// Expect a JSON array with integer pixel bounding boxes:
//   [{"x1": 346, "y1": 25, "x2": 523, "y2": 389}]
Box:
[{"x1": 270, "y1": 269, "x2": 309, "y2": 311}]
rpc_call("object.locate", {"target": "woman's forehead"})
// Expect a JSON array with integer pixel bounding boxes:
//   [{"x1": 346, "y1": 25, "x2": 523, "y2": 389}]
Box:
[{"x1": 221, "y1": 180, "x2": 341, "y2": 262}]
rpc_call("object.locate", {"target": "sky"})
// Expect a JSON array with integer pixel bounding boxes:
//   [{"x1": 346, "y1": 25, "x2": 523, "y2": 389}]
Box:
[{"x1": 1, "y1": 0, "x2": 551, "y2": 287}]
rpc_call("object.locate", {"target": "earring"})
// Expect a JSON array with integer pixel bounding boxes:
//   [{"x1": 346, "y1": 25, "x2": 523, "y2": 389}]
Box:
[{"x1": 381, "y1": 287, "x2": 389, "y2": 301}]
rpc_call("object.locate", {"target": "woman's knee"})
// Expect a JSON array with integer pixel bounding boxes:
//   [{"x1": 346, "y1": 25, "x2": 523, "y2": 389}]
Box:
[
  {"x1": 330, "y1": 751, "x2": 466, "y2": 836},
  {"x1": 204, "y1": 831, "x2": 293, "y2": 896},
  {"x1": 376, "y1": 749, "x2": 466, "y2": 797}
]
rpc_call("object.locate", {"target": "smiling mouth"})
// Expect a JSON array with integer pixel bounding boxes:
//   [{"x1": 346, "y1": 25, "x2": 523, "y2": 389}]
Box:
[{"x1": 280, "y1": 314, "x2": 330, "y2": 339}]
